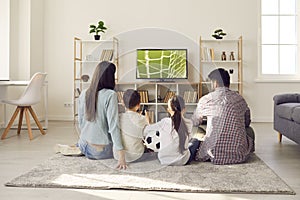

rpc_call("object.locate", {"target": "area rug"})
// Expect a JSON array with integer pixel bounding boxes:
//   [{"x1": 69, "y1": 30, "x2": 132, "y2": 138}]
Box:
[{"x1": 5, "y1": 153, "x2": 295, "y2": 194}]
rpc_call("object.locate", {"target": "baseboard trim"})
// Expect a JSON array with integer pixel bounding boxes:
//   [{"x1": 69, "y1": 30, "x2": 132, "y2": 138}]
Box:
[
  {"x1": 252, "y1": 117, "x2": 273, "y2": 123},
  {"x1": 48, "y1": 115, "x2": 74, "y2": 121}
]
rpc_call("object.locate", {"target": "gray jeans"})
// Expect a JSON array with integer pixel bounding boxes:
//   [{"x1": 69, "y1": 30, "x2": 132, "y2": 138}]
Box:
[{"x1": 77, "y1": 138, "x2": 113, "y2": 160}]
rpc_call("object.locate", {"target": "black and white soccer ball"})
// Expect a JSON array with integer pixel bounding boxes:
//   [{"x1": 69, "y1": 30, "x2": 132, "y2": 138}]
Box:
[{"x1": 144, "y1": 130, "x2": 160, "y2": 152}]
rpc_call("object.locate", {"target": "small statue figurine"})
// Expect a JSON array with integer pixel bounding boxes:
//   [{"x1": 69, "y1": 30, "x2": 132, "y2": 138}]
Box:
[
  {"x1": 229, "y1": 52, "x2": 235, "y2": 61},
  {"x1": 221, "y1": 51, "x2": 226, "y2": 61}
]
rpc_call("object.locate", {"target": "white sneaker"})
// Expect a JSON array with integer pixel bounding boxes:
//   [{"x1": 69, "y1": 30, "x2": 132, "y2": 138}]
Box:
[{"x1": 54, "y1": 144, "x2": 82, "y2": 156}]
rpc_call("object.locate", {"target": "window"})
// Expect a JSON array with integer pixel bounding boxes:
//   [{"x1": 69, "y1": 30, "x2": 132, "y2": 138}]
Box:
[{"x1": 261, "y1": 0, "x2": 297, "y2": 76}]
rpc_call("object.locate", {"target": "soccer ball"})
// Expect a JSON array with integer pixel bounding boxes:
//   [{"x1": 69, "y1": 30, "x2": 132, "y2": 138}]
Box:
[{"x1": 144, "y1": 130, "x2": 160, "y2": 152}]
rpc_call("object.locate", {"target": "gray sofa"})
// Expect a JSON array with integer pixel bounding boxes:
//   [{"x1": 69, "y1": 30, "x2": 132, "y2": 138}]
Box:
[{"x1": 273, "y1": 93, "x2": 300, "y2": 144}]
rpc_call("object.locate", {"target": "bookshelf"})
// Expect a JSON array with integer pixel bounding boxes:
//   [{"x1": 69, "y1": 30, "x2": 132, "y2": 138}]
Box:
[
  {"x1": 115, "y1": 82, "x2": 200, "y2": 123},
  {"x1": 73, "y1": 37, "x2": 119, "y2": 121},
  {"x1": 199, "y1": 36, "x2": 243, "y2": 96}
]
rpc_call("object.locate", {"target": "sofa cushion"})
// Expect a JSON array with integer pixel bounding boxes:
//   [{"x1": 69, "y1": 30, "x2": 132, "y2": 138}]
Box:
[
  {"x1": 273, "y1": 93, "x2": 300, "y2": 105},
  {"x1": 276, "y1": 103, "x2": 300, "y2": 120},
  {"x1": 292, "y1": 107, "x2": 300, "y2": 123}
]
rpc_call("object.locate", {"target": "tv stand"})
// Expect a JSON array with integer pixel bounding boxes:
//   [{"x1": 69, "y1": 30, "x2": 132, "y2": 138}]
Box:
[{"x1": 150, "y1": 79, "x2": 175, "y2": 83}]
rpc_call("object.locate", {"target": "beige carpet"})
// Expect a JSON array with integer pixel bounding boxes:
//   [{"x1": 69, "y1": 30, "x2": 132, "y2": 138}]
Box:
[{"x1": 5, "y1": 153, "x2": 295, "y2": 194}]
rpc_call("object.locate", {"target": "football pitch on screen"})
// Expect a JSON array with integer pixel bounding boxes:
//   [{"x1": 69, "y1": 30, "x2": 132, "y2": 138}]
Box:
[{"x1": 137, "y1": 50, "x2": 187, "y2": 79}]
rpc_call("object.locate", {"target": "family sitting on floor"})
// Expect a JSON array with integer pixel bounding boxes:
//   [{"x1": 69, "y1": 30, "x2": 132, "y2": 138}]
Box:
[{"x1": 55, "y1": 61, "x2": 255, "y2": 169}]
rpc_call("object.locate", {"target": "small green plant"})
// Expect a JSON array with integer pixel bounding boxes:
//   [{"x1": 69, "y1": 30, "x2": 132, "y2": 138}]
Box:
[
  {"x1": 89, "y1": 21, "x2": 107, "y2": 40},
  {"x1": 212, "y1": 29, "x2": 227, "y2": 39}
]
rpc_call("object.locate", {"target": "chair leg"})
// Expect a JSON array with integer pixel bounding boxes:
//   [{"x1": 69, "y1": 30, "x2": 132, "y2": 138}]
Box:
[
  {"x1": 17, "y1": 107, "x2": 25, "y2": 134},
  {"x1": 28, "y1": 106, "x2": 46, "y2": 135},
  {"x1": 24, "y1": 108, "x2": 33, "y2": 140},
  {"x1": 278, "y1": 132, "x2": 282, "y2": 143},
  {"x1": 1, "y1": 107, "x2": 21, "y2": 140}
]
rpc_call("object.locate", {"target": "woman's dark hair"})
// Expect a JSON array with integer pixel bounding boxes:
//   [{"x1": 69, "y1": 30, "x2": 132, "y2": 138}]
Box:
[
  {"x1": 85, "y1": 61, "x2": 116, "y2": 121},
  {"x1": 170, "y1": 95, "x2": 189, "y2": 154},
  {"x1": 208, "y1": 68, "x2": 230, "y2": 87},
  {"x1": 123, "y1": 89, "x2": 140, "y2": 109}
]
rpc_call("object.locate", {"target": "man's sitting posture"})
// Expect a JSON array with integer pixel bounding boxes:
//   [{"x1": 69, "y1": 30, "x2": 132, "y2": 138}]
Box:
[{"x1": 191, "y1": 68, "x2": 255, "y2": 165}]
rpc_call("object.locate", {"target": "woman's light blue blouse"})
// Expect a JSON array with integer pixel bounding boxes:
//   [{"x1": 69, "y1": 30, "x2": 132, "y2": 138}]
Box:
[{"x1": 78, "y1": 89, "x2": 123, "y2": 151}]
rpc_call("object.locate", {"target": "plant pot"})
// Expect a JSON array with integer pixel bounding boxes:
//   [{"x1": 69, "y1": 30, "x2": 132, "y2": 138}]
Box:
[{"x1": 94, "y1": 35, "x2": 100, "y2": 40}]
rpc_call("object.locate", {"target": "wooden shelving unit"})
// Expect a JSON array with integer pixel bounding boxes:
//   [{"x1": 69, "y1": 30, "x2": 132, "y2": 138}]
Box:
[
  {"x1": 199, "y1": 36, "x2": 243, "y2": 96},
  {"x1": 73, "y1": 37, "x2": 119, "y2": 121}
]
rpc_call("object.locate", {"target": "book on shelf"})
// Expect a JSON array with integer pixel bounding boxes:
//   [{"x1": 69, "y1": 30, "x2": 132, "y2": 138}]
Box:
[
  {"x1": 163, "y1": 91, "x2": 176, "y2": 103},
  {"x1": 99, "y1": 49, "x2": 114, "y2": 61},
  {"x1": 147, "y1": 110, "x2": 155, "y2": 124},
  {"x1": 201, "y1": 47, "x2": 214, "y2": 61},
  {"x1": 116, "y1": 91, "x2": 125, "y2": 103},
  {"x1": 138, "y1": 90, "x2": 149, "y2": 103},
  {"x1": 183, "y1": 90, "x2": 198, "y2": 103},
  {"x1": 210, "y1": 48, "x2": 215, "y2": 60},
  {"x1": 117, "y1": 90, "x2": 149, "y2": 104}
]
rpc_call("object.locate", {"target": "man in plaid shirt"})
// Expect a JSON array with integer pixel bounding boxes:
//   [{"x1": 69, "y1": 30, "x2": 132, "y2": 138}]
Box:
[{"x1": 191, "y1": 68, "x2": 255, "y2": 165}]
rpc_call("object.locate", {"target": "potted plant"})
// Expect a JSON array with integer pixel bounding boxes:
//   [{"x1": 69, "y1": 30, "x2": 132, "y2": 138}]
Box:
[
  {"x1": 89, "y1": 21, "x2": 107, "y2": 40},
  {"x1": 212, "y1": 29, "x2": 227, "y2": 39}
]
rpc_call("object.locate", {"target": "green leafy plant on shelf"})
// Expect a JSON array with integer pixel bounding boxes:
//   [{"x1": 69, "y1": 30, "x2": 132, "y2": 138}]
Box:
[
  {"x1": 89, "y1": 20, "x2": 107, "y2": 40},
  {"x1": 212, "y1": 29, "x2": 227, "y2": 39}
]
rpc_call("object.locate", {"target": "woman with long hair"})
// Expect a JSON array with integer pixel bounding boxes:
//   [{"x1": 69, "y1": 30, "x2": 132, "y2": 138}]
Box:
[
  {"x1": 144, "y1": 95, "x2": 200, "y2": 165},
  {"x1": 77, "y1": 61, "x2": 126, "y2": 169}
]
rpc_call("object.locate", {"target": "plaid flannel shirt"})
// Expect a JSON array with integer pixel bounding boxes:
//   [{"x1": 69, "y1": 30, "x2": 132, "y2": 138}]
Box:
[{"x1": 191, "y1": 87, "x2": 253, "y2": 165}]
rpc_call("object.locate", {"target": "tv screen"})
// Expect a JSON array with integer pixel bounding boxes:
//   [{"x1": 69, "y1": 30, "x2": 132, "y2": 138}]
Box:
[{"x1": 136, "y1": 49, "x2": 188, "y2": 79}]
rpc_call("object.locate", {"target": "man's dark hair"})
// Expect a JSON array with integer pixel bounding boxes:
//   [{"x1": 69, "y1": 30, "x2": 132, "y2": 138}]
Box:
[
  {"x1": 208, "y1": 68, "x2": 230, "y2": 87},
  {"x1": 123, "y1": 89, "x2": 140, "y2": 109}
]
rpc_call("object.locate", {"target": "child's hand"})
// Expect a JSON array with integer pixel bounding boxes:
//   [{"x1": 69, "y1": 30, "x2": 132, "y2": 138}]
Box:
[
  {"x1": 116, "y1": 160, "x2": 128, "y2": 170},
  {"x1": 116, "y1": 150, "x2": 128, "y2": 170}
]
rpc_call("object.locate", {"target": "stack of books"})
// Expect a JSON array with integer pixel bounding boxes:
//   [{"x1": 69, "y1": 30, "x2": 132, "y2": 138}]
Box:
[
  {"x1": 100, "y1": 49, "x2": 114, "y2": 61},
  {"x1": 201, "y1": 47, "x2": 214, "y2": 61},
  {"x1": 138, "y1": 90, "x2": 149, "y2": 103},
  {"x1": 183, "y1": 91, "x2": 198, "y2": 103},
  {"x1": 163, "y1": 91, "x2": 176, "y2": 103},
  {"x1": 117, "y1": 90, "x2": 149, "y2": 104},
  {"x1": 116, "y1": 91, "x2": 125, "y2": 103},
  {"x1": 147, "y1": 110, "x2": 155, "y2": 124}
]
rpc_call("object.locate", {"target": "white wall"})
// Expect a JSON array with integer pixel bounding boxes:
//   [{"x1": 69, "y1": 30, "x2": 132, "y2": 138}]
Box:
[
  {"x1": 0, "y1": 0, "x2": 10, "y2": 80},
  {"x1": 37, "y1": 0, "x2": 299, "y2": 122},
  {"x1": 9, "y1": 0, "x2": 44, "y2": 80},
  {"x1": 3, "y1": 0, "x2": 45, "y2": 125},
  {"x1": 30, "y1": 0, "x2": 44, "y2": 77}
]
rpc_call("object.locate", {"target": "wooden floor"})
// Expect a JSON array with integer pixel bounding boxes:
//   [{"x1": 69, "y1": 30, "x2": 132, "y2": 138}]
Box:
[{"x1": 0, "y1": 121, "x2": 299, "y2": 200}]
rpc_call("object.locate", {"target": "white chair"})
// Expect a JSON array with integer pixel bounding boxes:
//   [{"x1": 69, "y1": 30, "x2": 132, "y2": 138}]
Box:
[{"x1": 1, "y1": 72, "x2": 47, "y2": 140}]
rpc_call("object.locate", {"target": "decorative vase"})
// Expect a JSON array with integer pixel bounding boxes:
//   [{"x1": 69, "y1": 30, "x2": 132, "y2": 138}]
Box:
[
  {"x1": 221, "y1": 51, "x2": 226, "y2": 61},
  {"x1": 229, "y1": 52, "x2": 235, "y2": 61},
  {"x1": 94, "y1": 35, "x2": 100, "y2": 40}
]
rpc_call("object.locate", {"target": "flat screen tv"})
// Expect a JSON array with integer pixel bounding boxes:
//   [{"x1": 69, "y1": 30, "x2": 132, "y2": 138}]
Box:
[{"x1": 136, "y1": 49, "x2": 188, "y2": 80}]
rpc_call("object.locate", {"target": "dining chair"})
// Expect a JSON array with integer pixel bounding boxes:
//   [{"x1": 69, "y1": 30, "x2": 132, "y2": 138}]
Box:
[{"x1": 1, "y1": 72, "x2": 47, "y2": 140}]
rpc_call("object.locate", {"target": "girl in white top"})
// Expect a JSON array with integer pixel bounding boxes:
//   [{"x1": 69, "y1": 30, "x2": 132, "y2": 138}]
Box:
[{"x1": 144, "y1": 95, "x2": 199, "y2": 166}]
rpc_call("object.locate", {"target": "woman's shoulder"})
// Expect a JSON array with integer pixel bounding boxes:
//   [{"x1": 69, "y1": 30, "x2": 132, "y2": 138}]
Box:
[{"x1": 99, "y1": 89, "x2": 117, "y2": 96}]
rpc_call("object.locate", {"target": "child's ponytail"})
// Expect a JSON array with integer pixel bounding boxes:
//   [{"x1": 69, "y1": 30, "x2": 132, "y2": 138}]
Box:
[{"x1": 170, "y1": 96, "x2": 189, "y2": 154}]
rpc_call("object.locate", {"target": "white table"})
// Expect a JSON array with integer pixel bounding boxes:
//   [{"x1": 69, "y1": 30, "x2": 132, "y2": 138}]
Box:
[{"x1": 0, "y1": 81, "x2": 48, "y2": 129}]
